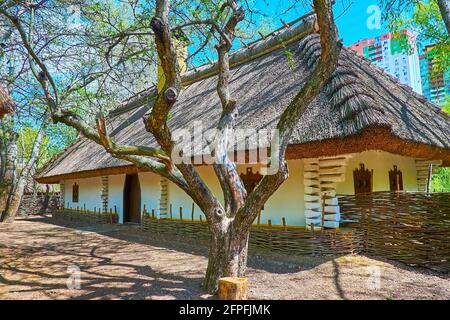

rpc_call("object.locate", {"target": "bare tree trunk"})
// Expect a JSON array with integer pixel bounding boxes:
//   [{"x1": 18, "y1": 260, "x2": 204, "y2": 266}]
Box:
[
  {"x1": 203, "y1": 220, "x2": 250, "y2": 293},
  {"x1": 0, "y1": 133, "x2": 18, "y2": 214},
  {"x1": 2, "y1": 173, "x2": 27, "y2": 223},
  {"x1": 1, "y1": 117, "x2": 48, "y2": 223},
  {"x1": 438, "y1": 0, "x2": 450, "y2": 36}
]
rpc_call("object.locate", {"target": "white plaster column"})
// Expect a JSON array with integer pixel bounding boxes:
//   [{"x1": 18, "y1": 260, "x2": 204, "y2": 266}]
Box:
[
  {"x1": 159, "y1": 178, "x2": 169, "y2": 217},
  {"x1": 304, "y1": 158, "x2": 322, "y2": 230},
  {"x1": 101, "y1": 176, "x2": 109, "y2": 213},
  {"x1": 318, "y1": 156, "x2": 351, "y2": 229},
  {"x1": 304, "y1": 155, "x2": 352, "y2": 229}
]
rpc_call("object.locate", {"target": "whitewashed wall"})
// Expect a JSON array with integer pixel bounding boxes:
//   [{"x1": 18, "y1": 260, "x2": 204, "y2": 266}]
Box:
[
  {"x1": 63, "y1": 177, "x2": 102, "y2": 211},
  {"x1": 60, "y1": 151, "x2": 420, "y2": 227},
  {"x1": 336, "y1": 150, "x2": 418, "y2": 194},
  {"x1": 167, "y1": 166, "x2": 223, "y2": 221},
  {"x1": 139, "y1": 172, "x2": 161, "y2": 217},
  {"x1": 166, "y1": 160, "x2": 305, "y2": 227},
  {"x1": 262, "y1": 160, "x2": 305, "y2": 226},
  {"x1": 109, "y1": 174, "x2": 126, "y2": 223}
]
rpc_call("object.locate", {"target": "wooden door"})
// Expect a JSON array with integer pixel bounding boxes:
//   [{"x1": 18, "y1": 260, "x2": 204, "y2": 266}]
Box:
[{"x1": 124, "y1": 174, "x2": 141, "y2": 223}]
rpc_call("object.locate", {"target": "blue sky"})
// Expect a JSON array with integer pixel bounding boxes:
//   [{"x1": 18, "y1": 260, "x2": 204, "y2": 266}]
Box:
[
  {"x1": 193, "y1": 1, "x2": 393, "y2": 65},
  {"x1": 254, "y1": 0, "x2": 390, "y2": 45}
]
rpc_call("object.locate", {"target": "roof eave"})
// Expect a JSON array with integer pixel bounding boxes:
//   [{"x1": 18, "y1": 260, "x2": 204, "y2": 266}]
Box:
[{"x1": 36, "y1": 126, "x2": 450, "y2": 184}]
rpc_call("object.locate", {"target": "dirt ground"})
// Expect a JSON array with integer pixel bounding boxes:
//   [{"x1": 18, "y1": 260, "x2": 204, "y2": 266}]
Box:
[{"x1": 0, "y1": 217, "x2": 448, "y2": 300}]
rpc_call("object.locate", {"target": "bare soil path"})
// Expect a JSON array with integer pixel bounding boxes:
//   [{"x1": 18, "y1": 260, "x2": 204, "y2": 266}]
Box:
[{"x1": 0, "y1": 217, "x2": 448, "y2": 300}]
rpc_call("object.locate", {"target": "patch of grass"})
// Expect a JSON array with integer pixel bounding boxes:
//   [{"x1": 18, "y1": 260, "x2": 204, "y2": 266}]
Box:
[
  {"x1": 334, "y1": 256, "x2": 372, "y2": 266},
  {"x1": 284, "y1": 49, "x2": 295, "y2": 70}
]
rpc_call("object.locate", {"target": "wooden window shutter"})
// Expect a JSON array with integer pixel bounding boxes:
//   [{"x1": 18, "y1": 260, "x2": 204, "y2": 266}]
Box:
[
  {"x1": 239, "y1": 168, "x2": 263, "y2": 193},
  {"x1": 353, "y1": 164, "x2": 373, "y2": 194},
  {"x1": 389, "y1": 165, "x2": 403, "y2": 192},
  {"x1": 240, "y1": 167, "x2": 264, "y2": 222},
  {"x1": 72, "y1": 183, "x2": 79, "y2": 203}
]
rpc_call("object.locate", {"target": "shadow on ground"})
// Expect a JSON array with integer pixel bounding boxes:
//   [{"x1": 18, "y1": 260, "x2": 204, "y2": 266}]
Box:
[{"x1": 0, "y1": 217, "x2": 448, "y2": 300}]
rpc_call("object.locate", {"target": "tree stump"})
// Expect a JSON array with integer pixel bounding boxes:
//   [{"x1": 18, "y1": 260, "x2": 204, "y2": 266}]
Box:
[{"x1": 218, "y1": 277, "x2": 248, "y2": 300}]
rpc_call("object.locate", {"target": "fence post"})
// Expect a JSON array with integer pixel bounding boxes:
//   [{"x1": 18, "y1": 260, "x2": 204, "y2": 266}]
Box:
[{"x1": 426, "y1": 164, "x2": 433, "y2": 193}]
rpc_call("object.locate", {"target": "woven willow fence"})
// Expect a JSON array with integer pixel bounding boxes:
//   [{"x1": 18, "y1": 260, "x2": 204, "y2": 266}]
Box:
[
  {"x1": 53, "y1": 208, "x2": 119, "y2": 224},
  {"x1": 52, "y1": 192, "x2": 449, "y2": 271},
  {"x1": 141, "y1": 192, "x2": 449, "y2": 270},
  {"x1": 339, "y1": 192, "x2": 450, "y2": 271},
  {"x1": 141, "y1": 216, "x2": 359, "y2": 256}
]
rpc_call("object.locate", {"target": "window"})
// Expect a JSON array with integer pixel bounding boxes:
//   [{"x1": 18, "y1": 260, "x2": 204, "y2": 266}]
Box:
[
  {"x1": 240, "y1": 168, "x2": 264, "y2": 212},
  {"x1": 72, "y1": 183, "x2": 79, "y2": 203},
  {"x1": 389, "y1": 165, "x2": 404, "y2": 192},
  {"x1": 353, "y1": 164, "x2": 373, "y2": 194},
  {"x1": 239, "y1": 168, "x2": 263, "y2": 193}
]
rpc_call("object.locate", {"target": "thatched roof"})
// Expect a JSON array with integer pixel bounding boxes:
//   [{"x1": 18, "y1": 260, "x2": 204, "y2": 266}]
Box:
[
  {"x1": 36, "y1": 25, "x2": 450, "y2": 183},
  {"x1": 0, "y1": 86, "x2": 15, "y2": 118}
]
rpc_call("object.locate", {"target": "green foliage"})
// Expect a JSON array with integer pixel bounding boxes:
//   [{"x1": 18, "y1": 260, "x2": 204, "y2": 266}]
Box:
[
  {"x1": 432, "y1": 100, "x2": 449, "y2": 192},
  {"x1": 17, "y1": 124, "x2": 77, "y2": 169},
  {"x1": 17, "y1": 127, "x2": 49, "y2": 168},
  {"x1": 384, "y1": 0, "x2": 450, "y2": 73},
  {"x1": 284, "y1": 49, "x2": 295, "y2": 70},
  {"x1": 442, "y1": 95, "x2": 450, "y2": 113},
  {"x1": 431, "y1": 167, "x2": 450, "y2": 192},
  {"x1": 46, "y1": 124, "x2": 78, "y2": 160}
]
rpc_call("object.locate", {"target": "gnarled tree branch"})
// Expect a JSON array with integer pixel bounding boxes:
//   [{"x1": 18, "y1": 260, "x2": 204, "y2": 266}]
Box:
[
  {"x1": 236, "y1": 0, "x2": 342, "y2": 232},
  {"x1": 212, "y1": 1, "x2": 247, "y2": 216}
]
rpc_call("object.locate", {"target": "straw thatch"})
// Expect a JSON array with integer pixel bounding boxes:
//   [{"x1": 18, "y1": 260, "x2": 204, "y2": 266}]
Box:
[
  {"x1": 0, "y1": 86, "x2": 15, "y2": 118},
  {"x1": 36, "y1": 28, "x2": 450, "y2": 183}
]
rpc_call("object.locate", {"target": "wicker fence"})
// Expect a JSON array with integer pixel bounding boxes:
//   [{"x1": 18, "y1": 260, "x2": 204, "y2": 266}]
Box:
[
  {"x1": 141, "y1": 216, "x2": 360, "y2": 256},
  {"x1": 53, "y1": 192, "x2": 450, "y2": 271},
  {"x1": 53, "y1": 208, "x2": 119, "y2": 224},
  {"x1": 339, "y1": 192, "x2": 450, "y2": 271}
]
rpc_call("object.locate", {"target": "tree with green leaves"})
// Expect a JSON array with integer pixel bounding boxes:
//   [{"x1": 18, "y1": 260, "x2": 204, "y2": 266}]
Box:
[{"x1": 381, "y1": 0, "x2": 449, "y2": 74}]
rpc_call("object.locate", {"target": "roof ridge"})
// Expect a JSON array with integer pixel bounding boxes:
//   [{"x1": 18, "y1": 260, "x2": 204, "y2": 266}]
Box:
[{"x1": 111, "y1": 13, "x2": 318, "y2": 116}]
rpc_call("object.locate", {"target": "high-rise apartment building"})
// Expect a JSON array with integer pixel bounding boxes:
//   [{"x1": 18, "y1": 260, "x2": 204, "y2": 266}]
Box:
[
  {"x1": 348, "y1": 30, "x2": 423, "y2": 95},
  {"x1": 419, "y1": 44, "x2": 450, "y2": 105}
]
